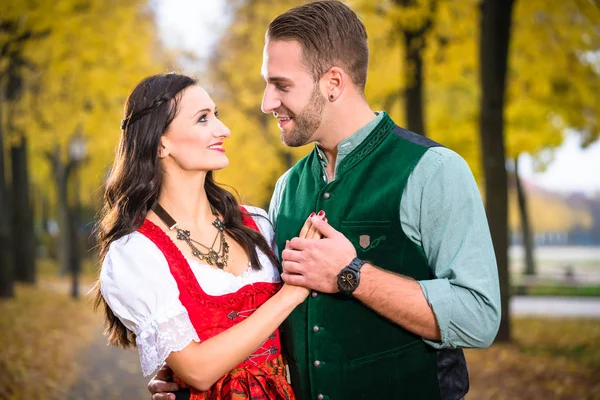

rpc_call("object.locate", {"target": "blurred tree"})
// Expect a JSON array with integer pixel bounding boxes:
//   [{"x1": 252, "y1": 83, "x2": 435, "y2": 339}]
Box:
[
  {"x1": 356, "y1": 0, "x2": 483, "y2": 173},
  {"x1": 513, "y1": 155, "x2": 535, "y2": 276},
  {"x1": 1, "y1": 20, "x2": 48, "y2": 285},
  {"x1": 506, "y1": 0, "x2": 600, "y2": 275},
  {"x1": 2, "y1": 0, "x2": 163, "y2": 282},
  {"x1": 0, "y1": 18, "x2": 48, "y2": 295},
  {"x1": 397, "y1": 0, "x2": 599, "y2": 332},
  {"x1": 358, "y1": 0, "x2": 438, "y2": 137},
  {"x1": 479, "y1": 0, "x2": 516, "y2": 343},
  {"x1": 0, "y1": 88, "x2": 12, "y2": 298},
  {"x1": 11, "y1": 136, "x2": 36, "y2": 283},
  {"x1": 397, "y1": 0, "x2": 437, "y2": 137}
]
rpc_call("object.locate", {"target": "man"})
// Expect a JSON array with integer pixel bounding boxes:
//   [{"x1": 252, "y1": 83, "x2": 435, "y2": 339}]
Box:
[{"x1": 150, "y1": 1, "x2": 500, "y2": 399}]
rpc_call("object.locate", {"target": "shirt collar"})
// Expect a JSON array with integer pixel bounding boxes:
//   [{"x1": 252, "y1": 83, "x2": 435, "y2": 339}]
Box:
[{"x1": 315, "y1": 111, "x2": 385, "y2": 168}]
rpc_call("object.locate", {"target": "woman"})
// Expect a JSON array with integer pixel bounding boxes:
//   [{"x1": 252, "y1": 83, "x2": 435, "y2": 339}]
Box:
[{"x1": 92, "y1": 72, "x2": 321, "y2": 399}]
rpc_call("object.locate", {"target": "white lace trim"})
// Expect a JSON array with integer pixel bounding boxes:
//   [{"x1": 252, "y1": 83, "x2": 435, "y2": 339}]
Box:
[{"x1": 136, "y1": 310, "x2": 200, "y2": 377}]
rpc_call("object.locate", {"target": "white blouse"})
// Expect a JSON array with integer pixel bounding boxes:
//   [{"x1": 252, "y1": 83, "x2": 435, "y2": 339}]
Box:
[{"x1": 100, "y1": 206, "x2": 280, "y2": 377}]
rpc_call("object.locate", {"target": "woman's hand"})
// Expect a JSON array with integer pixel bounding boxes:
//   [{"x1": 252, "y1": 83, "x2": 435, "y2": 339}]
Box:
[{"x1": 298, "y1": 212, "x2": 325, "y2": 241}]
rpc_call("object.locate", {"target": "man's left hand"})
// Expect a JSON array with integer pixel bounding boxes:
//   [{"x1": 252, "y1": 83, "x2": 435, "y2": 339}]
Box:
[{"x1": 281, "y1": 215, "x2": 356, "y2": 293}]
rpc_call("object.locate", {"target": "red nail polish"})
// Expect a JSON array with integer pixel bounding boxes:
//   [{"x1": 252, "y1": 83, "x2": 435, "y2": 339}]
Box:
[
  {"x1": 318, "y1": 210, "x2": 324, "y2": 216},
  {"x1": 310, "y1": 212, "x2": 315, "y2": 217},
  {"x1": 323, "y1": 217, "x2": 327, "y2": 222}
]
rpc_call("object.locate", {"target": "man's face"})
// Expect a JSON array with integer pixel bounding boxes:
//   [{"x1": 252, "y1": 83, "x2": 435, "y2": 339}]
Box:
[{"x1": 261, "y1": 40, "x2": 326, "y2": 147}]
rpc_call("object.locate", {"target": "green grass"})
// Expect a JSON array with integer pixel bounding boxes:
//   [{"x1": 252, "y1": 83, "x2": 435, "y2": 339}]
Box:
[{"x1": 513, "y1": 284, "x2": 600, "y2": 297}]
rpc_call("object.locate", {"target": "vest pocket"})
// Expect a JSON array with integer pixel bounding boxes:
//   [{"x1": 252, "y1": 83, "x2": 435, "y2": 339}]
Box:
[
  {"x1": 341, "y1": 220, "x2": 391, "y2": 228},
  {"x1": 342, "y1": 340, "x2": 440, "y2": 399}
]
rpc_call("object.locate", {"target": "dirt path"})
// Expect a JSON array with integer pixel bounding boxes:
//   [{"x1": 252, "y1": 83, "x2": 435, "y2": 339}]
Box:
[
  {"x1": 35, "y1": 280, "x2": 150, "y2": 399},
  {"x1": 67, "y1": 323, "x2": 150, "y2": 399}
]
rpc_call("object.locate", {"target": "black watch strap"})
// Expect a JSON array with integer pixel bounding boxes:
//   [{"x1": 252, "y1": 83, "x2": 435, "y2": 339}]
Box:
[{"x1": 347, "y1": 257, "x2": 366, "y2": 273}]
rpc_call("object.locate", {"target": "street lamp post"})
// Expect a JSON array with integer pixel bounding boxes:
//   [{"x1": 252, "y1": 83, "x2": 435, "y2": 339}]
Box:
[{"x1": 68, "y1": 134, "x2": 87, "y2": 299}]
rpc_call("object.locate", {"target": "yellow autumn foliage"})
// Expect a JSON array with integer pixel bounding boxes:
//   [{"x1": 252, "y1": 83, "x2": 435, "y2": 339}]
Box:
[
  {"x1": 2, "y1": 0, "x2": 165, "y2": 208},
  {"x1": 3, "y1": 0, "x2": 597, "y2": 220}
]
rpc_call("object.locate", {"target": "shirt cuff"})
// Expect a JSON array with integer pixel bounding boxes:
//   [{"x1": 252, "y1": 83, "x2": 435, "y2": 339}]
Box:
[{"x1": 418, "y1": 278, "x2": 454, "y2": 349}]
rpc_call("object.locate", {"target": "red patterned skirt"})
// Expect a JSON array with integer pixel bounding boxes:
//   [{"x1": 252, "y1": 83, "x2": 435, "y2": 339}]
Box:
[{"x1": 173, "y1": 355, "x2": 295, "y2": 400}]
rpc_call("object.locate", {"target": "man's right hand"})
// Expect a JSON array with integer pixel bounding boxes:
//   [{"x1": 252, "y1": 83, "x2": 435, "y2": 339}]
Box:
[{"x1": 148, "y1": 364, "x2": 179, "y2": 400}]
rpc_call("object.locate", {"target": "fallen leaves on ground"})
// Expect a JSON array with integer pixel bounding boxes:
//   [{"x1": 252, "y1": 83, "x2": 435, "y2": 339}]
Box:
[
  {"x1": 0, "y1": 284, "x2": 97, "y2": 400},
  {"x1": 466, "y1": 317, "x2": 600, "y2": 399}
]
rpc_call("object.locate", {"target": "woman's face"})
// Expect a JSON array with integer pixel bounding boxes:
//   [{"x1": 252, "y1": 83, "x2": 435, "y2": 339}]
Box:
[{"x1": 160, "y1": 85, "x2": 231, "y2": 173}]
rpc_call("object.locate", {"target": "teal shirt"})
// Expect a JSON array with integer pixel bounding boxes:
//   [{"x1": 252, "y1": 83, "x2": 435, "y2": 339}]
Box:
[{"x1": 269, "y1": 112, "x2": 501, "y2": 349}]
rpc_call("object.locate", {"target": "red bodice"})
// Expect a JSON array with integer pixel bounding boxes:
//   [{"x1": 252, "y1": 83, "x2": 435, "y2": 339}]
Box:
[
  {"x1": 137, "y1": 208, "x2": 283, "y2": 368},
  {"x1": 137, "y1": 208, "x2": 294, "y2": 399}
]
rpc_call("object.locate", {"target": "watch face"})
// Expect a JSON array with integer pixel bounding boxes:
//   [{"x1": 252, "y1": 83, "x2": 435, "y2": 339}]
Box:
[{"x1": 339, "y1": 269, "x2": 359, "y2": 292}]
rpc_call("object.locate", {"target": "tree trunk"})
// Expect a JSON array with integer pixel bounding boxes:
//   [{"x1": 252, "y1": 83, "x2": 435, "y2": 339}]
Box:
[
  {"x1": 69, "y1": 205, "x2": 80, "y2": 298},
  {"x1": 0, "y1": 94, "x2": 15, "y2": 298},
  {"x1": 11, "y1": 136, "x2": 36, "y2": 283},
  {"x1": 478, "y1": 0, "x2": 516, "y2": 343},
  {"x1": 40, "y1": 189, "x2": 49, "y2": 235},
  {"x1": 49, "y1": 147, "x2": 71, "y2": 276},
  {"x1": 69, "y1": 164, "x2": 81, "y2": 299},
  {"x1": 403, "y1": 29, "x2": 427, "y2": 136},
  {"x1": 514, "y1": 156, "x2": 536, "y2": 276},
  {"x1": 47, "y1": 144, "x2": 81, "y2": 296},
  {"x1": 395, "y1": 0, "x2": 433, "y2": 137}
]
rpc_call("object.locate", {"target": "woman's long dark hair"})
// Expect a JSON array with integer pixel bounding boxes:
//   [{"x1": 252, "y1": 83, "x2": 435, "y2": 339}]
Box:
[{"x1": 92, "y1": 73, "x2": 279, "y2": 348}]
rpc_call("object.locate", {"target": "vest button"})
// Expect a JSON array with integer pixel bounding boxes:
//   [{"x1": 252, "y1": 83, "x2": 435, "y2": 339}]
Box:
[
  {"x1": 323, "y1": 192, "x2": 330, "y2": 199},
  {"x1": 312, "y1": 325, "x2": 320, "y2": 332},
  {"x1": 317, "y1": 395, "x2": 325, "y2": 400},
  {"x1": 311, "y1": 291, "x2": 318, "y2": 298},
  {"x1": 313, "y1": 360, "x2": 321, "y2": 367}
]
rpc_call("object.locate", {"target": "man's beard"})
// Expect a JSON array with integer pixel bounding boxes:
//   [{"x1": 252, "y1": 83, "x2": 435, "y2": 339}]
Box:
[{"x1": 280, "y1": 85, "x2": 326, "y2": 147}]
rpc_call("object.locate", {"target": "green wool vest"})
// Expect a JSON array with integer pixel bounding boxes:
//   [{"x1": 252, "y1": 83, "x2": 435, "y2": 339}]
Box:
[{"x1": 275, "y1": 114, "x2": 467, "y2": 400}]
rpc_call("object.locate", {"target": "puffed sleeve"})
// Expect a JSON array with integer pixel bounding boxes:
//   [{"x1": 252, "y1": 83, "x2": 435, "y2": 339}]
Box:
[
  {"x1": 99, "y1": 232, "x2": 200, "y2": 376},
  {"x1": 244, "y1": 205, "x2": 278, "y2": 254}
]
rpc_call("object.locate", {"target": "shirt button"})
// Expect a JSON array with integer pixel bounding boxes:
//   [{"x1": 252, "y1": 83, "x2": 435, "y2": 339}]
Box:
[
  {"x1": 311, "y1": 291, "x2": 318, "y2": 298},
  {"x1": 317, "y1": 395, "x2": 325, "y2": 400},
  {"x1": 323, "y1": 192, "x2": 330, "y2": 199},
  {"x1": 312, "y1": 325, "x2": 320, "y2": 332},
  {"x1": 313, "y1": 360, "x2": 321, "y2": 367}
]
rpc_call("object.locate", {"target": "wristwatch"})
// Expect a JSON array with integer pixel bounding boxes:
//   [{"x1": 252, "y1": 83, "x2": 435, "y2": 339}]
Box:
[{"x1": 337, "y1": 258, "x2": 366, "y2": 295}]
